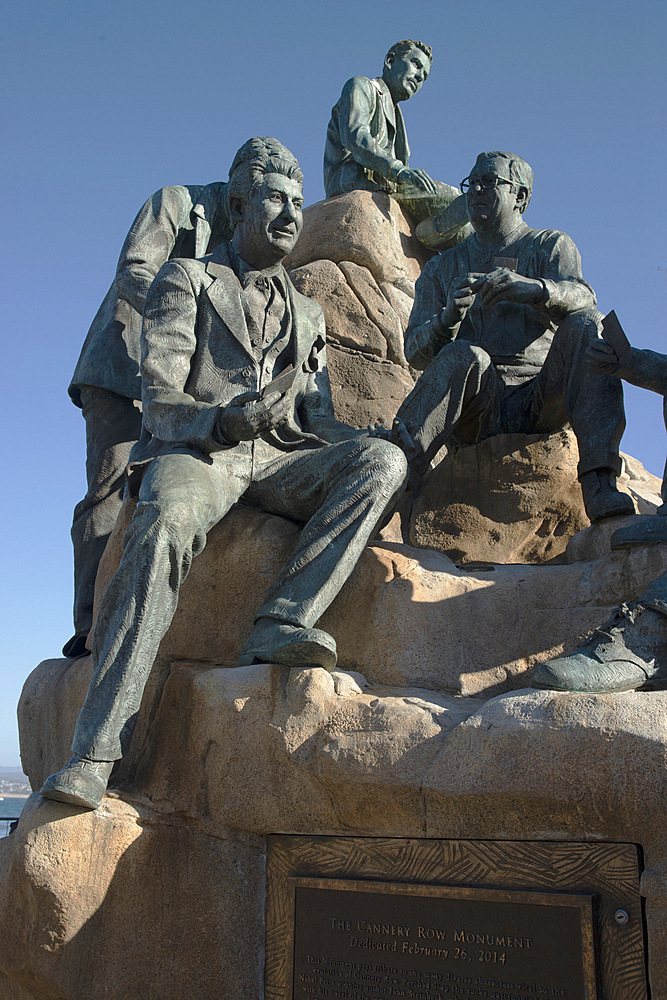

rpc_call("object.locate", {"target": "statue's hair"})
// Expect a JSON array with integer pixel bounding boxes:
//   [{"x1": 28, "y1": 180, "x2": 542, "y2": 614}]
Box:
[
  {"x1": 227, "y1": 137, "x2": 303, "y2": 227},
  {"x1": 474, "y1": 151, "x2": 533, "y2": 213},
  {"x1": 386, "y1": 39, "x2": 433, "y2": 64}
]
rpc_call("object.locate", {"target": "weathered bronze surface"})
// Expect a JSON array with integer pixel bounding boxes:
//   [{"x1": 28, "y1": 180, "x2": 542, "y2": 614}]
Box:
[
  {"x1": 289, "y1": 877, "x2": 595, "y2": 1000},
  {"x1": 266, "y1": 838, "x2": 647, "y2": 1000}
]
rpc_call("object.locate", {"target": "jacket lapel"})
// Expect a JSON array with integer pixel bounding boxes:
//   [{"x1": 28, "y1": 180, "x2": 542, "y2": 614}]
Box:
[
  {"x1": 192, "y1": 201, "x2": 212, "y2": 258},
  {"x1": 285, "y1": 275, "x2": 312, "y2": 371},
  {"x1": 394, "y1": 104, "x2": 410, "y2": 165},
  {"x1": 204, "y1": 244, "x2": 254, "y2": 360}
]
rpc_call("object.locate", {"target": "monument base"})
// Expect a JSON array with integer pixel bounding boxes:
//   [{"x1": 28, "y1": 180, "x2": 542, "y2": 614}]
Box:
[{"x1": 2, "y1": 666, "x2": 666, "y2": 999}]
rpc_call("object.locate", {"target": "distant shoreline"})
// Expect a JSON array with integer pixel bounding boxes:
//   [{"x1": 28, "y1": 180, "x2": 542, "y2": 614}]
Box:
[{"x1": 0, "y1": 793, "x2": 30, "y2": 799}]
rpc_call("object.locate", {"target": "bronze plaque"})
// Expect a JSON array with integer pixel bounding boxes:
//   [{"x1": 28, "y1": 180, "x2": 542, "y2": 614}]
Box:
[
  {"x1": 266, "y1": 838, "x2": 647, "y2": 1000},
  {"x1": 288, "y1": 877, "x2": 594, "y2": 1000}
]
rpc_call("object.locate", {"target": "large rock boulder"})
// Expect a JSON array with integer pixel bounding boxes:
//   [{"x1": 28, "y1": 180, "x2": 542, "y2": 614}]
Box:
[
  {"x1": 284, "y1": 189, "x2": 434, "y2": 288},
  {"x1": 16, "y1": 501, "x2": 667, "y2": 795},
  {"x1": 0, "y1": 792, "x2": 264, "y2": 1000},
  {"x1": 409, "y1": 429, "x2": 663, "y2": 564},
  {"x1": 282, "y1": 191, "x2": 440, "y2": 429}
]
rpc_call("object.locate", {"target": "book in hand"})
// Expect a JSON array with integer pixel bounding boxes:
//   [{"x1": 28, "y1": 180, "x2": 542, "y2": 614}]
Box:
[
  {"x1": 259, "y1": 365, "x2": 298, "y2": 399},
  {"x1": 601, "y1": 310, "x2": 631, "y2": 359}
]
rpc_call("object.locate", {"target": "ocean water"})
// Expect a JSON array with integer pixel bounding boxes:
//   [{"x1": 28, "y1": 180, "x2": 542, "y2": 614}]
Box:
[{"x1": 0, "y1": 796, "x2": 29, "y2": 821}]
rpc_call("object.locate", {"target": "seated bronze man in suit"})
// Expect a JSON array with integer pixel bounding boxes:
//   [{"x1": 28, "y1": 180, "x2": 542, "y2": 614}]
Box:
[
  {"x1": 324, "y1": 39, "x2": 437, "y2": 200},
  {"x1": 389, "y1": 150, "x2": 634, "y2": 525},
  {"x1": 42, "y1": 137, "x2": 407, "y2": 810}
]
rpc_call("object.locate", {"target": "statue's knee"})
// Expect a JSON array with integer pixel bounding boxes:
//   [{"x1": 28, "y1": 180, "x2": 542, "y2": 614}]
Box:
[
  {"x1": 359, "y1": 439, "x2": 408, "y2": 490},
  {"x1": 557, "y1": 308, "x2": 603, "y2": 344}
]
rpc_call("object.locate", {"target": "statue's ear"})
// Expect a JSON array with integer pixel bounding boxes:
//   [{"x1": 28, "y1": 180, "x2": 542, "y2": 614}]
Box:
[
  {"x1": 384, "y1": 51, "x2": 395, "y2": 72},
  {"x1": 515, "y1": 186, "x2": 529, "y2": 213},
  {"x1": 228, "y1": 194, "x2": 245, "y2": 227}
]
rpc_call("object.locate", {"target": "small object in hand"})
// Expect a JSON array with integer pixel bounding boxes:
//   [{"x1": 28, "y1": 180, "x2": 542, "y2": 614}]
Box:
[
  {"x1": 601, "y1": 310, "x2": 631, "y2": 359},
  {"x1": 259, "y1": 365, "x2": 298, "y2": 399}
]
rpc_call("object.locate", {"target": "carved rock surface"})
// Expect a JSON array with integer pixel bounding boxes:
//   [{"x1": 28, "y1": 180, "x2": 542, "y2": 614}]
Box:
[
  {"x1": 326, "y1": 343, "x2": 414, "y2": 429},
  {"x1": 0, "y1": 793, "x2": 264, "y2": 1000},
  {"x1": 8, "y1": 676, "x2": 667, "y2": 998},
  {"x1": 27, "y1": 504, "x2": 667, "y2": 789},
  {"x1": 284, "y1": 189, "x2": 434, "y2": 287},
  {"x1": 409, "y1": 429, "x2": 662, "y2": 564}
]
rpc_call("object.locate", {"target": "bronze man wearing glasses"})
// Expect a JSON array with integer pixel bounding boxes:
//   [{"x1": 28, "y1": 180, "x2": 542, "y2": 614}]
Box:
[{"x1": 388, "y1": 150, "x2": 632, "y2": 523}]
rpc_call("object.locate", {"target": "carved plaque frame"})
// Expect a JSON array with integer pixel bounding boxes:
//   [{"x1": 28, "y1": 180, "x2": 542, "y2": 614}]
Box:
[{"x1": 265, "y1": 837, "x2": 647, "y2": 1000}]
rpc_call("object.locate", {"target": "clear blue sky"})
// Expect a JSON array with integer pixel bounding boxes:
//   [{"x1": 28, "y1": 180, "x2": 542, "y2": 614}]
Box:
[{"x1": 1, "y1": 0, "x2": 665, "y2": 767}]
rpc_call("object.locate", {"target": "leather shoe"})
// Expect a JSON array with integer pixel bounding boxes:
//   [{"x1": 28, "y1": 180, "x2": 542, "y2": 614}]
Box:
[
  {"x1": 238, "y1": 619, "x2": 337, "y2": 670},
  {"x1": 40, "y1": 755, "x2": 114, "y2": 809},
  {"x1": 531, "y1": 602, "x2": 662, "y2": 693},
  {"x1": 580, "y1": 470, "x2": 635, "y2": 522},
  {"x1": 611, "y1": 515, "x2": 667, "y2": 549},
  {"x1": 62, "y1": 633, "x2": 90, "y2": 659}
]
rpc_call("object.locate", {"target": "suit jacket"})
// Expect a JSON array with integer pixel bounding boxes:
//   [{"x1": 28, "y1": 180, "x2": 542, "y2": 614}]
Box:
[
  {"x1": 128, "y1": 241, "x2": 348, "y2": 475},
  {"x1": 69, "y1": 182, "x2": 231, "y2": 406},
  {"x1": 324, "y1": 76, "x2": 410, "y2": 199}
]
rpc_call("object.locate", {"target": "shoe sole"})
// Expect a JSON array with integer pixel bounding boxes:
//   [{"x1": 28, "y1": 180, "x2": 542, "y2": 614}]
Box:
[
  {"x1": 41, "y1": 786, "x2": 101, "y2": 809},
  {"x1": 239, "y1": 637, "x2": 337, "y2": 671}
]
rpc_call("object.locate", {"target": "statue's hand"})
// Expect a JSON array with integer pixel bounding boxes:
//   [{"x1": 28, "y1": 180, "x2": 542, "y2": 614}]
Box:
[
  {"x1": 471, "y1": 268, "x2": 544, "y2": 308},
  {"x1": 586, "y1": 339, "x2": 620, "y2": 374},
  {"x1": 441, "y1": 274, "x2": 478, "y2": 327},
  {"x1": 218, "y1": 391, "x2": 291, "y2": 443},
  {"x1": 397, "y1": 167, "x2": 439, "y2": 195}
]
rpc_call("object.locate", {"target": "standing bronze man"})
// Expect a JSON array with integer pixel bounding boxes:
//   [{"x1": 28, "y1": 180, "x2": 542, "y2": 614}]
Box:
[{"x1": 65, "y1": 181, "x2": 231, "y2": 657}]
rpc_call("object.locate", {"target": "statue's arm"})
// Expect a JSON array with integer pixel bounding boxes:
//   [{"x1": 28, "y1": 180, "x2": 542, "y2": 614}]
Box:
[
  {"x1": 404, "y1": 261, "x2": 457, "y2": 370},
  {"x1": 115, "y1": 186, "x2": 195, "y2": 314},
  {"x1": 617, "y1": 347, "x2": 667, "y2": 394},
  {"x1": 140, "y1": 261, "x2": 229, "y2": 453},
  {"x1": 533, "y1": 232, "x2": 597, "y2": 322},
  {"x1": 337, "y1": 77, "x2": 406, "y2": 182}
]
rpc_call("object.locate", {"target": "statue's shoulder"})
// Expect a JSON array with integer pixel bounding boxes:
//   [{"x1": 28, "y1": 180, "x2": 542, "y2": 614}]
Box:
[
  {"x1": 523, "y1": 226, "x2": 579, "y2": 255},
  {"x1": 339, "y1": 74, "x2": 376, "y2": 100}
]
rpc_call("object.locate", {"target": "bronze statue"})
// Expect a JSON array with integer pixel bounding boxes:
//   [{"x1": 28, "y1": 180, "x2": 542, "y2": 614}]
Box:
[
  {"x1": 65, "y1": 182, "x2": 232, "y2": 658},
  {"x1": 42, "y1": 138, "x2": 407, "y2": 810},
  {"x1": 386, "y1": 150, "x2": 634, "y2": 524},
  {"x1": 324, "y1": 40, "x2": 460, "y2": 226},
  {"x1": 533, "y1": 315, "x2": 667, "y2": 692}
]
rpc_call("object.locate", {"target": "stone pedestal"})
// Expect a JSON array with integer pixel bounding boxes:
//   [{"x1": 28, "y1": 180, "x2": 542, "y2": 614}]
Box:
[
  {"x1": 3, "y1": 669, "x2": 667, "y2": 998},
  {"x1": 4, "y1": 516, "x2": 667, "y2": 998}
]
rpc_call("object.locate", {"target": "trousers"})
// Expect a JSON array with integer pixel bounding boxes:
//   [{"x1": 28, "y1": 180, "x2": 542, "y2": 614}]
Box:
[
  {"x1": 70, "y1": 388, "x2": 143, "y2": 636},
  {"x1": 396, "y1": 310, "x2": 626, "y2": 479},
  {"x1": 71, "y1": 435, "x2": 407, "y2": 759}
]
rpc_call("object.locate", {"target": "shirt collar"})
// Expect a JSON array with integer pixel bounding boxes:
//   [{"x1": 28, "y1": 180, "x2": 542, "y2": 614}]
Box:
[{"x1": 228, "y1": 243, "x2": 286, "y2": 294}]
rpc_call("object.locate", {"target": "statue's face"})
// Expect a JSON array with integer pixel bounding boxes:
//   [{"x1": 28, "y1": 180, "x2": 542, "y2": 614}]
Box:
[
  {"x1": 235, "y1": 171, "x2": 304, "y2": 268},
  {"x1": 465, "y1": 158, "x2": 520, "y2": 235},
  {"x1": 384, "y1": 46, "x2": 431, "y2": 102}
]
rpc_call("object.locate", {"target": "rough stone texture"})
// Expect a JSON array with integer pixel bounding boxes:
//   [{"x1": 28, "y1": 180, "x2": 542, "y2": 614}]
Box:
[
  {"x1": 409, "y1": 429, "x2": 663, "y2": 564},
  {"x1": 284, "y1": 189, "x2": 434, "y2": 288},
  {"x1": 290, "y1": 259, "x2": 388, "y2": 359},
  {"x1": 326, "y1": 342, "x2": 414, "y2": 428},
  {"x1": 0, "y1": 792, "x2": 264, "y2": 1000},
  {"x1": 26, "y1": 503, "x2": 667, "y2": 775},
  {"x1": 8, "y1": 672, "x2": 667, "y2": 998}
]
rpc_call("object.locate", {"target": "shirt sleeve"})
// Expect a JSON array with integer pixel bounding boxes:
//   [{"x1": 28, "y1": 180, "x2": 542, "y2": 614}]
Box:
[
  {"x1": 336, "y1": 77, "x2": 406, "y2": 183},
  {"x1": 533, "y1": 231, "x2": 597, "y2": 322},
  {"x1": 404, "y1": 257, "x2": 456, "y2": 369},
  {"x1": 115, "y1": 186, "x2": 193, "y2": 314}
]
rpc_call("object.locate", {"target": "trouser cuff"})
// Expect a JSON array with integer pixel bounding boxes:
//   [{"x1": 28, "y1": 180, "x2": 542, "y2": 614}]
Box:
[{"x1": 577, "y1": 452, "x2": 623, "y2": 479}]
